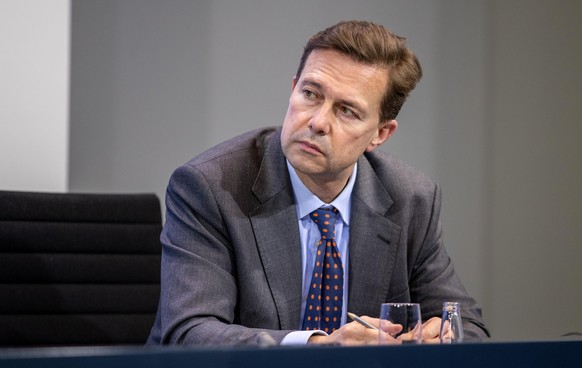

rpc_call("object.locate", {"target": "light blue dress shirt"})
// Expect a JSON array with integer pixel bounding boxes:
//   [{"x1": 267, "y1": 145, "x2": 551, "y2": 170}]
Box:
[{"x1": 281, "y1": 160, "x2": 357, "y2": 344}]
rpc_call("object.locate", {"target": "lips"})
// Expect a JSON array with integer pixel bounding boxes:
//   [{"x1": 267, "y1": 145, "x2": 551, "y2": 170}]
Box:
[{"x1": 298, "y1": 140, "x2": 324, "y2": 155}]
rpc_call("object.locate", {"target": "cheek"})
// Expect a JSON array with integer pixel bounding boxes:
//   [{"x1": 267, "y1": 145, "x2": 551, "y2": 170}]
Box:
[
  {"x1": 282, "y1": 103, "x2": 298, "y2": 129},
  {"x1": 336, "y1": 132, "x2": 375, "y2": 156},
  {"x1": 281, "y1": 108, "x2": 302, "y2": 143},
  {"x1": 284, "y1": 106, "x2": 312, "y2": 131}
]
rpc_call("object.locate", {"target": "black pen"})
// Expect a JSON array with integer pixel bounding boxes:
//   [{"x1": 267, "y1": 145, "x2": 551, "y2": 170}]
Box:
[{"x1": 347, "y1": 312, "x2": 379, "y2": 330}]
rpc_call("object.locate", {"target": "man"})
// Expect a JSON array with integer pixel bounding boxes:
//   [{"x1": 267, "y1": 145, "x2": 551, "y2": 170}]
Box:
[{"x1": 147, "y1": 20, "x2": 489, "y2": 346}]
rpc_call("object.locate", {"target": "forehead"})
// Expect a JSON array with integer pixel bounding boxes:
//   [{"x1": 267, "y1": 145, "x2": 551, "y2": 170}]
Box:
[{"x1": 299, "y1": 49, "x2": 388, "y2": 110}]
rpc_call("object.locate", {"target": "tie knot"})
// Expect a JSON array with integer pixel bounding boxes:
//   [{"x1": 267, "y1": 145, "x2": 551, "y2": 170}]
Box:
[{"x1": 309, "y1": 207, "x2": 338, "y2": 239}]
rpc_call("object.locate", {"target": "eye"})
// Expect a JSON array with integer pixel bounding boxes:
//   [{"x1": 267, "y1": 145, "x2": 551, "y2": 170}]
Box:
[
  {"x1": 302, "y1": 89, "x2": 318, "y2": 100},
  {"x1": 339, "y1": 105, "x2": 358, "y2": 118}
]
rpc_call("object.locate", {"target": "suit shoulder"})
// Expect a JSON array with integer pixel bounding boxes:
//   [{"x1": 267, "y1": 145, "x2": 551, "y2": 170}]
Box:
[
  {"x1": 167, "y1": 126, "x2": 281, "y2": 194},
  {"x1": 364, "y1": 150, "x2": 438, "y2": 196},
  {"x1": 186, "y1": 127, "x2": 279, "y2": 167}
]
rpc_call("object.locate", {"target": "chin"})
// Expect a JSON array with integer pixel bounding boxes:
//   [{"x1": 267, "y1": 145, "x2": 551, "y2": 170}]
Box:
[{"x1": 291, "y1": 160, "x2": 327, "y2": 177}]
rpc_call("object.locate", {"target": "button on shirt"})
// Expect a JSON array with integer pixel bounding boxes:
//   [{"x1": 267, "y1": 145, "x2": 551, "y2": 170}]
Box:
[{"x1": 281, "y1": 160, "x2": 356, "y2": 344}]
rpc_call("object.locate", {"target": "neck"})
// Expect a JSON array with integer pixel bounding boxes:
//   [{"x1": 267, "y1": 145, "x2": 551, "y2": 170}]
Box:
[{"x1": 296, "y1": 169, "x2": 353, "y2": 204}]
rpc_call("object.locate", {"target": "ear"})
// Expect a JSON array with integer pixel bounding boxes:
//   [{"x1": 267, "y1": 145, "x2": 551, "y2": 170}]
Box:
[
  {"x1": 291, "y1": 76, "x2": 297, "y2": 91},
  {"x1": 366, "y1": 120, "x2": 398, "y2": 152}
]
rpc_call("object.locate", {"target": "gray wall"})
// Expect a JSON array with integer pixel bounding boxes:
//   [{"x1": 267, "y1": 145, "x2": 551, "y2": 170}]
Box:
[
  {"x1": 487, "y1": 0, "x2": 582, "y2": 340},
  {"x1": 68, "y1": 0, "x2": 582, "y2": 340}
]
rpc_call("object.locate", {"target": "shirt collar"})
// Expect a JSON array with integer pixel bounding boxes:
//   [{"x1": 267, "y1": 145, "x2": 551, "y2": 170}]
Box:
[{"x1": 286, "y1": 160, "x2": 356, "y2": 225}]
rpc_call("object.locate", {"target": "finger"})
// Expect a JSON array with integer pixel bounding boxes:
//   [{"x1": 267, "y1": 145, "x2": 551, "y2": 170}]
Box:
[
  {"x1": 423, "y1": 336, "x2": 441, "y2": 344},
  {"x1": 441, "y1": 320, "x2": 452, "y2": 338},
  {"x1": 379, "y1": 320, "x2": 403, "y2": 335},
  {"x1": 422, "y1": 317, "x2": 441, "y2": 339},
  {"x1": 379, "y1": 332, "x2": 401, "y2": 345},
  {"x1": 359, "y1": 315, "x2": 381, "y2": 330},
  {"x1": 334, "y1": 320, "x2": 381, "y2": 346},
  {"x1": 379, "y1": 321, "x2": 403, "y2": 345}
]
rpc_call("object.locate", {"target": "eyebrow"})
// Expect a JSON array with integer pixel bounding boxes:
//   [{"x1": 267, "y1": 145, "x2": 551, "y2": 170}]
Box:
[{"x1": 299, "y1": 78, "x2": 323, "y2": 91}]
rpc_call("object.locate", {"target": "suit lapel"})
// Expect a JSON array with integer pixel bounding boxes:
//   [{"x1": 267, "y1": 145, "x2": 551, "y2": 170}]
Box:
[
  {"x1": 249, "y1": 131, "x2": 302, "y2": 330},
  {"x1": 249, "y1": 132, "x2": 402, "y2": 326},
  {"x1": 347, "y1": 157, "x2": 402, "y2": 317}
]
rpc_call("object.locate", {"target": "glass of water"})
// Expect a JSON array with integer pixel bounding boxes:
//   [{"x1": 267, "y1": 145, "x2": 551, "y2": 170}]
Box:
[
  {"x1": 379, "y1": 303, "x2": 422, "y2": 344},
  {"x1": 440, "y1": 301, "x2": 464, "y2": 343}
]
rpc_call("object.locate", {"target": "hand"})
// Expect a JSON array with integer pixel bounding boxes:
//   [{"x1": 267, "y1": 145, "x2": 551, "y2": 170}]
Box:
[
  {"x1": 386, "y1": 316, "x2": 442, "y2": 344},
  {"x1": 308, "y1": 316, "x2": 388, "y2": 346},
  {"x1": 419, "y1": 316, "x2": 442, "y2": 344}
]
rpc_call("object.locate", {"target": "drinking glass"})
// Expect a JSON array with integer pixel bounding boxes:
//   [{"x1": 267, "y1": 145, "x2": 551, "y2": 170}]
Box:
[
  {"x1": 379, "y1": 303, "x2": 422, "y2": 344},
  {"x1": 440, "y1": 302, "x2": 464, "y2": 343}
]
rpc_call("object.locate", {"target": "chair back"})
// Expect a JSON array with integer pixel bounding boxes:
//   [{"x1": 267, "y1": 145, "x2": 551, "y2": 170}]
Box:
[{"x1": 0, "y1": 191, "x2": 162, "y2": 346}]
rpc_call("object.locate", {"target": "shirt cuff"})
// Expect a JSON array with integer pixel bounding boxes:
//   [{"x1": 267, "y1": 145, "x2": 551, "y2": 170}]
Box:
[{"x1": 280, "y1": 330, "x2": 327, "y2": 345}]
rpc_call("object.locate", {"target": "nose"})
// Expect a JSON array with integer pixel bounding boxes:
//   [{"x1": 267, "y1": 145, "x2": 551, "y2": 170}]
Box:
[{"x1": 308, "y1": 104, "x2": 333, "y2": 135}]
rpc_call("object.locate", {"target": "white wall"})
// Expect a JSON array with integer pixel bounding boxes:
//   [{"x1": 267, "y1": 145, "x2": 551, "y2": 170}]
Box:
[{"x1": 0, "y1": 0, "x2": 70, "y2": 192}]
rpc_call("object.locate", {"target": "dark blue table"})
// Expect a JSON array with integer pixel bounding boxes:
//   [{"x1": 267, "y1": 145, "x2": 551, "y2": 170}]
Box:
[{"x1": 1, "y1": 340, "x2": 581, "y2": 368}]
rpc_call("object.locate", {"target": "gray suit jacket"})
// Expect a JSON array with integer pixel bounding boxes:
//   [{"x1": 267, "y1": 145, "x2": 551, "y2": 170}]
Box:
[{"x1": 147, "y1": 127, "x2": 488, "y2": 345}]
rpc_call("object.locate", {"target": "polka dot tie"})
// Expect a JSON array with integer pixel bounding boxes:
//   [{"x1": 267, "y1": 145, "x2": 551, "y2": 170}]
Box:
[{"x1": 302, "y1": 207, "x2": 343, "y2": 333}]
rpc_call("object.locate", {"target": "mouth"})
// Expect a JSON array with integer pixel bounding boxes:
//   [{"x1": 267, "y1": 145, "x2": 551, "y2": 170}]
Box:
[{"x1": 298, "y1": 140, "x2": 324, "y2": 155}]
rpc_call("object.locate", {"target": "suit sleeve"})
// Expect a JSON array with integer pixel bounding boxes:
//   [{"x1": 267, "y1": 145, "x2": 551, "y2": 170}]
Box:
[
  {"x1": 148, "y1": 164, "x2": 291, "y2": 345},
  {"x1": 408, "y1": 183, "x2": 490, "y2": 339}
]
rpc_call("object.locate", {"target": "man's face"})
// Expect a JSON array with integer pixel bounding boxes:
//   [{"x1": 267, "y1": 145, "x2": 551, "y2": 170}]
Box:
[{"x1": 281, "y1": 48, "x2": 397, "y2": 186}]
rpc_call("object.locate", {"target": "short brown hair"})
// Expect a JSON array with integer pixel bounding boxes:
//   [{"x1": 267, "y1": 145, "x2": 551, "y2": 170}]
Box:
[{"x1": 295, "y1": 20, "x2": 422, "y2": 121}]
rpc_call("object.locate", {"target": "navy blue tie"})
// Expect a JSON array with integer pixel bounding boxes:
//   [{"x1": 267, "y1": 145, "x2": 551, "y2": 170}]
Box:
[{"x1": 302, "y1": 207, "x2": 343, "y2": 333}]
